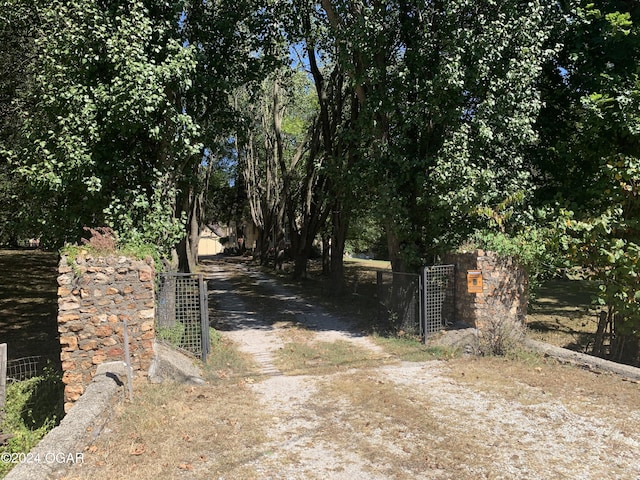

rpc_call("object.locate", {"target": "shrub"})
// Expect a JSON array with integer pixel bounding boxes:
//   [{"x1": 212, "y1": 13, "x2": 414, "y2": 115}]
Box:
[
  {"x1": 0, "y1": 368, "x2": 64, "y2": 476},
  {"x1": 80, "y1": 226, "x2": 117, "y2": 254},
  {"x1": 478, "y1": 317, "x2": 526, "y2": 356}
]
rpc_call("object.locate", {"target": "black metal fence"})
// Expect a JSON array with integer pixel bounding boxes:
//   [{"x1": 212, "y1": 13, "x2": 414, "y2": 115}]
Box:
[
  {"x1": 376, "y1": 265, "x2": 456, "y2": 339},
  {"x1": 156, "y1": 273, "x2": 210, "y2": 362},
  {"x1": 376, "y1": 271, "x2": 421, "y2": 336}
]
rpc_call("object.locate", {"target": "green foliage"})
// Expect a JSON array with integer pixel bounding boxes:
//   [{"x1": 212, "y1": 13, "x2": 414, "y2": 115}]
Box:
[
  {"x1": 0, "y1": 369, "x2": 64, "y2": 476},
  {"x1": 157, "y1": 322, "x2": 186, "y2": 347},
  {"x1": 469, "y1": 227, "x2": 559, "y2": 283},
  {"x1": 345, "y1": 214, "x2": 385, "y2": 257},
  {"x1": 0, "y1": 0, "x2": 200, "y2": 249},
  {"x1": 319, "y1": 0, "x2": 558, "y2": 269},
  {"x1": 558, "y1": 173, "x2": 640, "y2": 340},
  {"x1": 104, "y1": 176, "x2": 186, "y2": 260},
  {"x1": 60, "y1": 228, "x2": 162, "y2": 273},
  {"x1": 0, "y1": 0, "x2": 280, "y2": 260},
  {"x1": 532, "y1": 1, "x2": 640, "y2": 359}
]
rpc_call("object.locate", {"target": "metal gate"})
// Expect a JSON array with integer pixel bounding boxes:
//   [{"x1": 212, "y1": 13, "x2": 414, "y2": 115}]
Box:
[
  {"x1": 376, "y1": 265, "x2": 456, "y2": 339},
  {"x1": 421, "y1": 265, "x2": 456, "y2": 336},
  {"x1": 376, "y1": 271, "x2": 421, "y2": 336},
  {"x1": 156, "y1": 273, "x2": 210, "y2": 362}
]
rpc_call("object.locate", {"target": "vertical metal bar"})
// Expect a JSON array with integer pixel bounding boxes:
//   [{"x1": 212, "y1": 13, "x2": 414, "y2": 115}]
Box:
[
  {"x1": 203, "y1": 277, "x2": 210, "y2": 360},
  {"x1": 122, "y1": 320, "x2": 134, "y2": 401},
  {"x1": 198, "y1": 274, "x2": 208, "y2": 362},
  {"x1": 376, "y1": 271, "x2": 383, "y2": 326},
  {"x1": 0, "y1": 343, "x2": 6, "y2": 420},
  {"x1": 451, "y1": 265, "x2": 458, "y2": 323},
  {"x1": 419, "y1": 270, "x2": 425, "y2": 342}
]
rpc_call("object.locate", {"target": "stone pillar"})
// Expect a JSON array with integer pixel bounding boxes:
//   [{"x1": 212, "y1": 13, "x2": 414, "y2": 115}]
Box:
[
  {"x1": 57, "y1": 253, "x2": 155, "y2": 412},
  {"x1": 443, "y1": 250, "x2": 528, "y2": 330}
]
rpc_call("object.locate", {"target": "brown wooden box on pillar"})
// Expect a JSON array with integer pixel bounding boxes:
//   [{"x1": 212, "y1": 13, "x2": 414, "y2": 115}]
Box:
[{"x1": 467, "y1": 270, "x2": 483, "y2": 293}]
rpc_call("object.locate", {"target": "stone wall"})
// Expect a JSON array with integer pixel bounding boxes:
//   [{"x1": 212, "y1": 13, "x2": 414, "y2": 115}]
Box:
[
  {"x1": 57, "y1": 253, "x2": 155, "y2": 412},
  {"x1": 443, "y1": 250, "x2": 528, "y2": 330}
]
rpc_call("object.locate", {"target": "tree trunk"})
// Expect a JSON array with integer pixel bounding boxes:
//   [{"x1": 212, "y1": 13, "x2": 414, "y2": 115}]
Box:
[
  {"x1": 329, "y1": 205, "x2": 349, "y2": 295},
  {"x1": 322, "y1": 233, "x2": 331, "y2": 276},
  {"x1": 592, "y1": 309, "x2": 610, "y2": 357},
  {"x1": 177, "y1": 183, "x2": 202, "y2": 274},
  {"x1": 386, "y1": 222, "x2": 407, "y2": 273},
  {"x1": 292, "y1": 242, "x2": 311, "y2": 279}
]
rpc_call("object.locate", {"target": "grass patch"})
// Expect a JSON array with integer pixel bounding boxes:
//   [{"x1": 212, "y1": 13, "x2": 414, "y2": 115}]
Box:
[
  {"x1": 0, "y1": 250, "x2": 59, "y2": 362},
  {"x1": 372, "y1": 333, "x2": 460, "y2": 361},
  {"x1": 527, "y1": 278, "x2": 601, "y2": 353},
  {"x1": 0, "y1": 369, "x2": 64, "y2": 477},
  {"x1": 444, "y1": 353, "x2": 640, "y2": 423},
  {"x1": 67, "y1": 381, "x2": 270, "y2": 480},
  {"x1": 155, "y1": 322, "x2": 185, "y2": 347},
  {"x1": 203, "y1": 328, "x2": 259, "y2": 383},
  {"x1": 274, "y1": 340, "x2": 381, "y2": 375}
]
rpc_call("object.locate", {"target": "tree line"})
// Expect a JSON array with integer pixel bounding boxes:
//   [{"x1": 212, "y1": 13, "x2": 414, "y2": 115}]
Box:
[{"x1": 0, "y1": 1, "x2": 638, "y2": 362}]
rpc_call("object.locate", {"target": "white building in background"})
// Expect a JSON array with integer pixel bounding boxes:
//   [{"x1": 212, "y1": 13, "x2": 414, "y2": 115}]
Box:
[{"x1": 197, "y1": 221, "x2": 260, "y2": 257}]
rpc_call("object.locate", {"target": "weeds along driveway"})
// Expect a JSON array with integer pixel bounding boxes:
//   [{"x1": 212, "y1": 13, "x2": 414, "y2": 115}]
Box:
[{"x1": 62, "y1": 258, "x2": 640, "y2": 480}]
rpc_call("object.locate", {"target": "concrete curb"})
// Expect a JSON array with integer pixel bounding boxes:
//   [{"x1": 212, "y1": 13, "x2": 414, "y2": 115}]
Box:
[
  {"x1": 525, "y1": 338, "x2": 640, "y2": 382},
  {"x1": 4, "y1": 362, "x2": 126, "y2": 480}
]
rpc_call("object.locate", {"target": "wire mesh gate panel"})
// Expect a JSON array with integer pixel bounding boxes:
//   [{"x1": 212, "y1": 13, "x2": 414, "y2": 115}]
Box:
[
  {"x1": 376, "y1": 271, "x2": 421, "y2": 335},
  {"x1": 156, "y1": 273, "x2": 210, "y2": 362},
  {"x1": 422, "y1": 265, "x2": 456, "y2": 336},
  {"x1": 6, "y1": 356, "x2": 44, "y2": 382}
]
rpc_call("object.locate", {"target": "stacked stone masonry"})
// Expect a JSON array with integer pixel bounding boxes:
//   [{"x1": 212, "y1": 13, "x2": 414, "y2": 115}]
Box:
[
  {"x1": 443, "y1": 250, "x2": 528, "y2": 330},
  {"x1": 57, "y1": 253, "x2": 155, "y2": 412}
]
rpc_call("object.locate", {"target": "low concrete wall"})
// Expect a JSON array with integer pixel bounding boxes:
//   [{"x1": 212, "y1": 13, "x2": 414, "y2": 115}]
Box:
[
  {"x1": 4, "y1": 346, "x2": 205, "y2": 480},
  {"x1": 4, "y1": 362, "x2": 125, "y2": 480},
  {"x1": 525, "y1": 339, "x2": 640, "y2": 381}
]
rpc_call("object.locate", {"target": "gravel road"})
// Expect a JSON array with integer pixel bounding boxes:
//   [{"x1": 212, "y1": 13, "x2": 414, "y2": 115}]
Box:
[{"x1": 202, "y1": 259, "x2": 640, "y2": 480}]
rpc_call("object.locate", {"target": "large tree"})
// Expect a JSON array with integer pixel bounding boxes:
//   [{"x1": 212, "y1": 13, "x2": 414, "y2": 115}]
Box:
[
  {"x1": 300, "y1": 0, "x2": 556, "y2": 273},
  {"x1": 1, "y1": 0, "x2": 279, "y2": 269},
  {"x1": 3, "y1": 0, "x2": 197, "y2": 253},
  {"x1": 536, "y1": 1, "x2": 640, "y2": 364}
]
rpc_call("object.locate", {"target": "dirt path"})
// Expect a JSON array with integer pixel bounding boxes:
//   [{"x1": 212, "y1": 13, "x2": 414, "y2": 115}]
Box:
[
  {"x1": 201, "y1": 259, "x2": 640, "y2": 480},
  {"x1": 206, "y1": 261, "x2": 384, "y2": 374},
  {"x1": 204, "y1": 260, "x2": 393, "y2": 478}
]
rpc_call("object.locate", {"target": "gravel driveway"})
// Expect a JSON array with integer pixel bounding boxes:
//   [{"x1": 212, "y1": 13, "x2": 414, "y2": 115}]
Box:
[{"x1": 202, "y1": 259, "x2": 640, "y2": 480}]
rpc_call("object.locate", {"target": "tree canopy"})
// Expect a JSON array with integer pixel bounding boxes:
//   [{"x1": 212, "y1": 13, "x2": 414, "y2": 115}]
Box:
[{"x1": 0, "y1": 0, "x2": 639, "y2": 359}]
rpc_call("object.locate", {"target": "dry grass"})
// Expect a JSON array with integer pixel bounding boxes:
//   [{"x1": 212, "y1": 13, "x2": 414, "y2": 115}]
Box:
[
  {"x1": 371, "y1": 334, "x2": 460, "y2": 362},
  {"x1": 444, "y1": 354, "x2": 640, "y2": 422},
  {"x1": 56, "y1": 257, "x2": 640, "y2": 479},
  {"x1": 308, "y1": 370, "x2": 507, "y2": 478},
  {"x1": 203, "y1": 330, "x2": 260, "y2": 383},
  {"x1": 311, "y1": 372, "x2": 445, "y2": 476},
  {"x1": 63, "y1": 352, "x2": 640, "y2": 480},
  {"x1": 62, "y1": 379, "x2": 272, "y2": 480},
  {"x1": 273, "y1": 339, "x2": 383, "y2": 375},
  {"x1": 527, "y1": 278, "x2": 601, "y2": 352}
]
